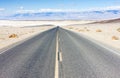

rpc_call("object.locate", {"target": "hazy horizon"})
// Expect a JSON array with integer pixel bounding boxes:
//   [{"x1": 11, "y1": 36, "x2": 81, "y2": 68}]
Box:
[{"x1": 0, "y1": 0, "x2": 120, "y2": 20}]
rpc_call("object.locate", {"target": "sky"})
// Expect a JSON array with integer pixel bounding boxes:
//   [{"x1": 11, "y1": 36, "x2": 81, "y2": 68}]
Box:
[{"x1": 0, "y1": 0, "x2": 120, "y2": 16}]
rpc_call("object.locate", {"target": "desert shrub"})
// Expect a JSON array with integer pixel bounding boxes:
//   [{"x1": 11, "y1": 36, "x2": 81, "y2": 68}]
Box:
[
  {"x1": 96, "y1": 29, "x2": 102, "y2": 32},
  {"x1": 117, "y1": 28, "x2": 120, "y2": 32},
  {"x1": 9, "y1": 34, "x2": 18, "y2": 38},
  {"x1": 112, "y1": 36, "x2": 119, "y2": 40}
]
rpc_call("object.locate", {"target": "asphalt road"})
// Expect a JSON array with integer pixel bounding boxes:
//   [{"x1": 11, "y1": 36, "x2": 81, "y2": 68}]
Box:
[
  {"x1": 0, "y1": 27, "x2": 58, "y2": 78},
  {"x1": 59, "y1": 28, "x2": 120, "y2": 78},
  {"x1": 1, "y1": 27, "x2": 120, "y2": 78}
]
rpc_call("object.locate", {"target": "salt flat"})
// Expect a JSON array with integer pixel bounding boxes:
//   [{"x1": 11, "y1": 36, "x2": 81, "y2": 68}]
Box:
[
  {"x1": 65, "y1": 22, "x2": 120, "y2": 51},
  {"x1": 0, "y1": 20, "x2": 92, "y2": 50},
  {"x1": 0, "y1": 26, "x2": 54, "y2": 49},
  {"x1": 0, "y1": 20, "x2": 120, "y2": 51},
  {"x1": 0, "y1": 20, "x2": 93, "y2": 27}
]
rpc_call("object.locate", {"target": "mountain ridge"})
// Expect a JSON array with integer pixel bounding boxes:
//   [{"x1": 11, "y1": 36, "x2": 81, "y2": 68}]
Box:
[{"x1": 0, "y1": 9, "x2": 120, "y2": 20}]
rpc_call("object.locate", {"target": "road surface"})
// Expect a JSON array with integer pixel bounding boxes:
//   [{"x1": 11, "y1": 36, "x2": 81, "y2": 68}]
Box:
[
  {"x1": 0, "y1": 27, "x2": 58, "y2": 78},
  {"x1": 59, "y1": 28, "x2": 120, "y2": 78},
  {"x1": 0, "y1": 27, "x2": 120, "y2": 78}
]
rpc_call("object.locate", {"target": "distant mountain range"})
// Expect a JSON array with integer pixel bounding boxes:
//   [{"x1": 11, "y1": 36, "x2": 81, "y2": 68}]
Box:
[{"x1": 0, "y1": 9, "x2": 120, "y2": 20}]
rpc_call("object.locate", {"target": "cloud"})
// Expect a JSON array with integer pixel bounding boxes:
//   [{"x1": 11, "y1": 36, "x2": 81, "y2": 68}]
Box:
[
  {"x1": 38, "y1": 6, "x2": 120, "y2": 12},
  {"x1": 16, "y1": 6, "x2": 35, "y2": 13},
  {"x1": 38, "y1": 9, "x2": 78, "y2": 12},
  {"x1": 17, "y1": 8, "x2": 78, "y2": 14},
  {"x1": 82, "y1": 6, "x2": 120, "y2": 11},
  {"x1": 4, "y1": 9, "x2": 120, "y2": 20},
  {"x1": 103, "y1": 6, "x2": 120, "y2": 10},
  {"x1": 38, "y1": 9, "x2": 63, "y2": 12},
  {"x1": 16, "y1": 9, "x2": 35, "y2": 13},
  {"x1": 16, "y1": 6, "x2": 80, "y2": 13},
  {"x1": 0, "y1": 8, "x2": 5, "y2": 12},
  {"x1": 0, "y1": 8, "x2": 5, "y2": 16},
  {"x1": 16, "y1": 6, "x2": 120, "y2": 14}
]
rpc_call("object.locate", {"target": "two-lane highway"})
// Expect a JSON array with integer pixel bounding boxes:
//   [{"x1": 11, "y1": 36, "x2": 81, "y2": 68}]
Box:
[{"x1": 1, "y1": 27, "x2": 120, "y2": 78}]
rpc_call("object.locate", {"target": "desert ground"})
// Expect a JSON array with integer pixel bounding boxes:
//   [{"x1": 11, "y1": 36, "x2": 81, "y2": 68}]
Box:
[
  {"x1": 0, "y1": 25, "x2": 55, "y2": 49},
  {"x1": 0, "y1": 20, "x2": 93, "y2": 27},
  {"x1": 64, "y1": 20, "x2": 120, "y2": 51},
  {"x1": 0, "y1": 20, "x2": 92, "y2": 50},
  {"x1": 0, "y1": 20, "x2": 120, "y2": 51}
]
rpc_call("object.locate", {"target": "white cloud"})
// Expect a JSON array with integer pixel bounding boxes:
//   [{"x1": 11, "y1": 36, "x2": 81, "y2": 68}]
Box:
[
  {"x1": 16, "y1": 8, "x2": 79, "y2": 14},
  {"x1": 16, "y1": 6, "x2": 36, "y2": 13},
  {"x1": 82, "y1": 6, "x2": 120, "y2": 12},
  {"x1": 17, "y1": 9, "x2": 35, "y2": 13},
  {"x1": 39, "y1": 9, "x2": 63, "y2": 12},
  {"x1": 103, "y1": 6, "x2": 120, "y2": 10},
  {"x1": 38, "y1": 6, "x2": 120, "y2": 12},
  {"x1": 38, "y1": 8, "x2": 78, "y2": 12},
  {"x1": 0, "y1": 8, "x2": 5, "y2": 16},
  {"x1": 0, "y1": 8, "x2": 5, "y2": 11},
  {"x1": 16, "y1": 6, "x2": 120, "y2": 14}
]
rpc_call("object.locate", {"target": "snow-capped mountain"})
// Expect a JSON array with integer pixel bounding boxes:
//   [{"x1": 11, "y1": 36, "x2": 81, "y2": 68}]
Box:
[{"x1": 1, "y1": 9, "x2": 120, "y2": 20}]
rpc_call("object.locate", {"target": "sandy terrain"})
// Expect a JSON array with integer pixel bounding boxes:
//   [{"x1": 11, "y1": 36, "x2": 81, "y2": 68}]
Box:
[
  {"x1": 0, "y1": 20, "x2": 93, "y2": 27},
  {"x1": 65, "y1": 22, "x2": 120, "y2": 51},
  {"x1": 0, "y1": 20, "x2": 93, "y2": 50},
  {"x1": 0, "y1": 26, "x2": 54, "y2": 49},
  {"x1": 0, "y1": 20, "x2": 120, "y2": 52}
]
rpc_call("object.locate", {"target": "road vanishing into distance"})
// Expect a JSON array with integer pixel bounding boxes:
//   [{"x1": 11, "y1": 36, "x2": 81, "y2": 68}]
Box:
[{"x1": 0, "y1": 27, "x2": 120, "y2": 78}]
